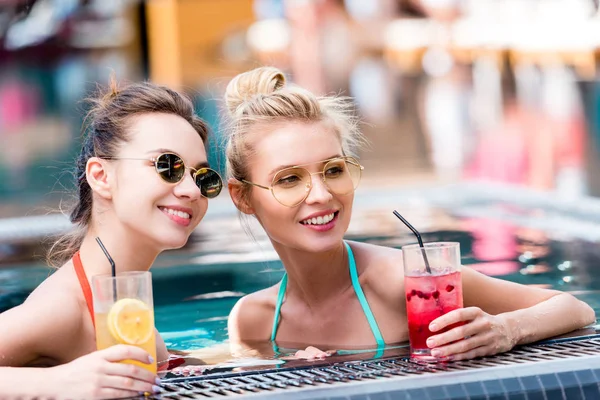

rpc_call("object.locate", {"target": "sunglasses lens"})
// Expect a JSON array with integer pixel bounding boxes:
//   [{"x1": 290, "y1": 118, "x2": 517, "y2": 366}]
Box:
[
  {"x1": 196, "y1": 168, "x2": 223, "y2": 198},
  {"x1": 324, "y1": 157, "x2": 361, "y2": 195},
  {"x1": 156, "y1": 153, "x2": 185, "y2": 183},
  {"x1": 272, "y1": 167, "x2": 311, "y2": 207}
]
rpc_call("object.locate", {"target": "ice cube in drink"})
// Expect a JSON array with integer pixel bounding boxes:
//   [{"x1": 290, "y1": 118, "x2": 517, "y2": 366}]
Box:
[{"x1": 405, "y1": 270, "x2": 463, "y2": 361}]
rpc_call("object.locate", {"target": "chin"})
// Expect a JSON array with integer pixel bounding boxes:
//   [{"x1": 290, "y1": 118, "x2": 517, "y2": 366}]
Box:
[
  {"x1": 156, "y1": 232, "x2": 191, "y2": 251},
  {"x1": 300, "y1": 235, "x2": 344, "y2": 253}
]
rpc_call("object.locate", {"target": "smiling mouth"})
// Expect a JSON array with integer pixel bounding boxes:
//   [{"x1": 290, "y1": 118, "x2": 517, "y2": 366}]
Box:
[
  {"x1": 300, "y1": 211, "x2": 338, "y2": 226},
  {"x1": 159, "y1": 206, "x2": 192, "y2": 220}
]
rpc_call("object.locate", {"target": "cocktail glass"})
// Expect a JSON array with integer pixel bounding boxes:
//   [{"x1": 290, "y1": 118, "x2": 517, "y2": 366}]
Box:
[
  {"x1": 403, "y1": 242, "x2": 463, "y2": 362},
  {"x1": 92, "y1": 271, "x2": 157, "y2": 373}
]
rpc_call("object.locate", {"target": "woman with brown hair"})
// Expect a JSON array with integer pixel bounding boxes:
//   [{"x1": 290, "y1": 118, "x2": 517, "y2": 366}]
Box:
[{"x1": 0, "y1": 78, "x2": 223, "y2": 398}]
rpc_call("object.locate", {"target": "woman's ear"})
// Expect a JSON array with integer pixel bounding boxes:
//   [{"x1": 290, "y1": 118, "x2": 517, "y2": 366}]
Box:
[
  {"x1": 228, "y1": 178, "x2": 254, "y2": 215},
  {"x1": 86, "y1": 157, "x2": 112, "y2": 200}
]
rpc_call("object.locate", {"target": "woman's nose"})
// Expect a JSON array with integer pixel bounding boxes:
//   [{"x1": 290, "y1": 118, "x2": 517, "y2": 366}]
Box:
[
  {"x1": 304, "y1": 174, "x2": 333, "y2": 204},
  {"x1": 173, "y1": 171, "x2": 201, "y2": 200}
]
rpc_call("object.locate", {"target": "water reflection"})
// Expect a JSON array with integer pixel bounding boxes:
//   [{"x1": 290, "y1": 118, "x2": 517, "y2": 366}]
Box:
[
  {"x1": 151, "y1": 211, "x2": 600, "y2": 359},
  {"x1": 2, "y1": 204, "x2": 599, "y2": 372},
  {"x1": 2, "y1": 0, "x2": 600, "y2": 376}
]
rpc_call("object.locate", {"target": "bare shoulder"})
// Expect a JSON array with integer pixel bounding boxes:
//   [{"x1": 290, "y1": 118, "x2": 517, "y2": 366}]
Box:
[
  {"x1": 26, "y1": 270, "x2": 83, "y2": 319},
  {"x1": 228, "y1": 284, "x2": 279, "y2": 342},
  {"x1": 347, "y1": 240, "x2": 402, "y2": 274},
  {"x1": 0, "y1": 267, "x2": 85, "y2": 366},
  {"x1": 346, "y1": 241, "x2": 404, "y2": 300},
  {"x1": 24, "y1": 267, "x2": 86, "y2": 340}
]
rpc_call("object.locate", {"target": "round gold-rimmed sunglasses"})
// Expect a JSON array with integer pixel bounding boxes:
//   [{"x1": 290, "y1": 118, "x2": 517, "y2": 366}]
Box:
[
  {"x1": 241, "y1": 156, "x2": 363, "y2": 207},
  {"x1": 103, "y1": 152, "x2": 223, "y2": 199}
]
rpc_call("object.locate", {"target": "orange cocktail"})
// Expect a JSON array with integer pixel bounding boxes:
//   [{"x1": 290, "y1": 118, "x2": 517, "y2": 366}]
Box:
[{"x1": 92, "y1": 272, "x2": 157, "y2": 373}]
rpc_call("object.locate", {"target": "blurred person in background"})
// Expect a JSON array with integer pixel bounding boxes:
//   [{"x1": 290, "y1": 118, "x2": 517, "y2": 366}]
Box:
[
  {"x1": 223, "y1": 66, "x2": 595, "y2": 360},
  {"x1": 0, "y1": 79, "x2": 223, "y2": 398}
]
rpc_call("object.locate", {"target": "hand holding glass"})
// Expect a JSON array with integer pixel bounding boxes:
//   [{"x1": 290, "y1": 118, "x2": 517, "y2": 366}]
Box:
[
  {"x1": 92, "y1": 271, "x2": 157, "y2": 373},
  {"x1": 403, "y1": 242, "x2": 463, "y2": 361}
]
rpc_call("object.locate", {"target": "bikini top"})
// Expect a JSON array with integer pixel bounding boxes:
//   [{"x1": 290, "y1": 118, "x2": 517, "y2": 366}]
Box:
[
  {"x1": 270, "y1": 241, "x2": 385, "y2": 356},
  {"x1": 73, "y1": 251, "x2": 95, "y2": 326}
]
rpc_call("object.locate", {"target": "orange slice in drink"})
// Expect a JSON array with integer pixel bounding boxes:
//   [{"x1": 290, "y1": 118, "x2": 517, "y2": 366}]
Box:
[{"x1": 107, "y1": 298, "x2": 153, "y2": 345}]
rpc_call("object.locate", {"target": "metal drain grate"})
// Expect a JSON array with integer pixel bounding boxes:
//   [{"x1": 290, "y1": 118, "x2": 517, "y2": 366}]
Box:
[{"x1": 143, "y1": 335, "x2": 600, "y2": 399}]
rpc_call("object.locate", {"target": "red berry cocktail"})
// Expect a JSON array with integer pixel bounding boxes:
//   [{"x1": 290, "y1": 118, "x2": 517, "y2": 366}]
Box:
[{"x1": 402, "y1": 242, "x2": 463, "y2": 361}]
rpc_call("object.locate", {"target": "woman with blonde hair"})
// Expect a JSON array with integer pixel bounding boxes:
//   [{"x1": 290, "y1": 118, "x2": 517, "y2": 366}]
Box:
[{"x1": 224, "y1": 66, "x2": 595, "y2": 360}]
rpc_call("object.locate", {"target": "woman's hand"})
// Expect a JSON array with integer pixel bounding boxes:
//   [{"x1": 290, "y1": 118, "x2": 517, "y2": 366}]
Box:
[
  {"x1": 293, "y1": 346, "x2": 336, "y2": 360},
  {"x1": 44, "y1": 345, "x2": 160, "y2": 400},
  {"x1": 426, "y1": 307, "x2": 517, "y2": 361}
]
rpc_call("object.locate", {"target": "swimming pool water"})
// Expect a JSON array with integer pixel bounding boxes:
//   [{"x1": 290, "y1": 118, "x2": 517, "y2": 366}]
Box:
[
  {"x1": 154, "y1": 226, "x2": 600, "y2": 351},
  {"x1": 2, "y1": 212, "x2": 599, "y2": 353}
]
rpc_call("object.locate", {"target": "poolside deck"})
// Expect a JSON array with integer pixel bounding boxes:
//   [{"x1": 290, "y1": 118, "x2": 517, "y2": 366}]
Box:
[{"x1": 153, "y1": 330, "x2": 600, "y2": 399}]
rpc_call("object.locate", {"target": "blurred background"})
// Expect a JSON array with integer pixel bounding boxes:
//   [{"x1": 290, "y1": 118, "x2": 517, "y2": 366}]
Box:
[
  {"x1": 2, "y1": 0, "x2": 600, "y2": 348},
  {"x1": 2, "y1": 0, "x2": 600, "y2": 218}
]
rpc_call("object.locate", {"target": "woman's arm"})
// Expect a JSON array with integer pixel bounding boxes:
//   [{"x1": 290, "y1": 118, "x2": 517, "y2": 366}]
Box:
[
  {"x1": 462, "y1": 267, "x2": 596, "y2": 343},
  {"x1": 228, "y1": 296, "x2": 270, "y2": 357},
  {"x1": 0, "y1": 345, "x2": 158, "y2": 400},
  {"x1": 154, "y1": 329, "x2": 170, "y2": 370},
  {"x1": 0, "y1": 294, "x2": 82, "y2": 367},
  {"x1": 227, "y1": 292, "x2": 281, "y2": 358},
  {"x1": 500, "y1": 292, "x2": 596, "y2": 345},
  {"x1": 427, "y1": 267, "x2": 595, "y2": 360}
]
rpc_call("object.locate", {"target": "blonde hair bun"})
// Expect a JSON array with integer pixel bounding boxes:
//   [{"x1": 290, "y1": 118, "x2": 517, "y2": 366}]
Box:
[{"x1": 224, "y1": 66, "x2": 286, "y2": 116}]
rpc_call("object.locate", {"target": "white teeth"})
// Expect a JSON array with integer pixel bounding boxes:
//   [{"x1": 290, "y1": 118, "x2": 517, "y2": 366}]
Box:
[
  {"x1": 161, "y1": 207, "x2": 191, "y2": 219},
  {"x1": 301, "y1": 212, "x2": 335, "y2": 225}
]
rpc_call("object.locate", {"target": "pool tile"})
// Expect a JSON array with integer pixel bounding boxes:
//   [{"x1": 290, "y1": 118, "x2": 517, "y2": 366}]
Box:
[
  {"x1": 543, "y1": 391, "x2": 568, "y2": 400},
  {"x1": 464, "y1": 381, "x2": 488, "y2": 398},
  {"x1": 344, "y1": 394, "x2": 369, "y2": 400},
  {"x1": 557, "y1": 371, "x2": 584, "y2": 399},
  {"x1": 576, "y1": 369, "x2": 600, "y2": 398},
  {"x1": 590, "y1": 368, "x2": 600, "y2": 383},
  {"x1": 538, "y1": 373, "x2": 565, "y2": 398},
  {"x1": 402, "y1": 388, "x2": 432, "y2": 400},
  {"x1": 425, "y1": 386, "x2": 449, "y2": 399},
  {"x1": 500, "y1": 378, "x2": 526, "y2": 400},
  {"x1": 517, "y1": 376, "x2": 546, "y2": 400},
  {"x1": 482, "y1": 379, "x2": 507, "y2": 398},
  {"x1": 575, "y1": 369, "x2": 597, "y2": 386},
  {"x1": 581, "y1": 384, "x2": 600, "y2": 399},
  {"x1": 366, "y1": 392, "x2": 392, "y2": 400},
  {"x1": 445, "y1": 383, "x2": 469, "y2": 398}
]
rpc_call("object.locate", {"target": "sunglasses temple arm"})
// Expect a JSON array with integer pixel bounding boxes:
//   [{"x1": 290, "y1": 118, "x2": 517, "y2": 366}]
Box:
[{"x1": 241, "y1": 180, "x2": 271, "y2": 190}]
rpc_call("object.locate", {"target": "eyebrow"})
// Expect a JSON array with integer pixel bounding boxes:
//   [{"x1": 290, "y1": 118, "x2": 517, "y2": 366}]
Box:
[
  {"x1": 194, "y1": 161, "x2": 210, "y2": 169},
  {"x1": 146, "y1": 148, "x2": 210, "y2": 169},
  {"x1": 146, "y1": 148, "x2": 174, "y2": 155},
  {"x1": 268, "y1": 154, "x2": 343, "y2": 176}
]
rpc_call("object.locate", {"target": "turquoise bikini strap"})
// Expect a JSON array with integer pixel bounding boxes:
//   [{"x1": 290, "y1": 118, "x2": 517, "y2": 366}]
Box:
[
  {"x1": 271, "y1": 245, "x2": 385, "y2": 359},
  {"x1": 271, "y1": 273, "x2": 288, "y2": 343},
  {"x1": 345, "y1": 242, "x2": 385, "y2": 357}
]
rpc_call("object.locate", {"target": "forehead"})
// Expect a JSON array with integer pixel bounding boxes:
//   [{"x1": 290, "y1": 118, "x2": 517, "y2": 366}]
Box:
[
  {"x1": 251, "y1": 121, "x2": 342, "y2": 169},
  {"x1": 123, "y1": 113, "x2": 207, "y2": 163}
]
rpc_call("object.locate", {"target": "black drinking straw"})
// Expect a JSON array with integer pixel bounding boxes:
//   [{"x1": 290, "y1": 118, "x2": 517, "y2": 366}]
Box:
[
  {"x1": 393, "y1": 210, "x2": 432, "y2": 274},
  {"x1": 95, "y1": 237, "x2": 117, "y2": 301}
]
